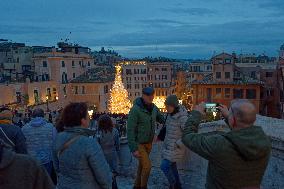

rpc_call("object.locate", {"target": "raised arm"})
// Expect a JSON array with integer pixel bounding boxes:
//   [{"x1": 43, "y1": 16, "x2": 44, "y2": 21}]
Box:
[{"x1": 182, "y1": 110, "x2": 222, "y2": 160}]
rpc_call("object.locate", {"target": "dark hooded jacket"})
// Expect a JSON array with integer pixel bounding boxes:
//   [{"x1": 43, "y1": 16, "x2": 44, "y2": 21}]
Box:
[
  {"x1": 182, "y1": 111, "x2": 271, "y2": 189},
  {"x1": 0, "y1": 141, "x2": 54, "y2": 189}
]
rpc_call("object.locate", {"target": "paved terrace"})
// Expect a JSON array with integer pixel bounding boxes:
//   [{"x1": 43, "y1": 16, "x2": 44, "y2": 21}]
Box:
[{"x1": 116, "y1": 115, "x2": 284, "y2": 189}]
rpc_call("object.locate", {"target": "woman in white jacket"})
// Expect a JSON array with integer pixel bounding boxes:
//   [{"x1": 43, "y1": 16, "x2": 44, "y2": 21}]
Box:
[{"x1": 160, "y1": 95, "x2": 188, "y2": 189}]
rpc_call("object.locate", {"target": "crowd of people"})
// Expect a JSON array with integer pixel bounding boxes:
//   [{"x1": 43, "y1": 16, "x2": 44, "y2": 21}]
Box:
[{"x1": 0, "y1": 86, "x2": 272, "y2": 189}]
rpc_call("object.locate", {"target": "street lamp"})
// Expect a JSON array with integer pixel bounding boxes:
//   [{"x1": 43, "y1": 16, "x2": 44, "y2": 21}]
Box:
[
  {"x1": 46, "y1": 95, "x2": 49, "y2": 111},
  {"x1": 55, "y1": 96, "x2": 59, "y2": 101}
]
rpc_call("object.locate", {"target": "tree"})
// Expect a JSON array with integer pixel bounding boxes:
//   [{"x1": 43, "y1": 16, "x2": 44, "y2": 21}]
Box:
[{"x1": 108, "y1": 65, "x2": 132, "y2": 114}]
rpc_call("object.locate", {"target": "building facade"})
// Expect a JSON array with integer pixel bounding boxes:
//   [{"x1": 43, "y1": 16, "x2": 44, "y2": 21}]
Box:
[
  {"x1": 67, "y1": 67, "x2": 114, "y2": 112},
  {"x1": 191, "y1": 53, "x2": 263, "y2": 113},
  {"x1": 148, "y1": 62, "x2": 175, "y2": 97},
  {"x1": 188, "y1": 60, "x2": 212, "y2": 83},
  {"x1": 0, "y1": 42, "x2": 33, "y2": 82},
  {"x1": 121, "y1": 62, "x2": 148, "y2": 102}
]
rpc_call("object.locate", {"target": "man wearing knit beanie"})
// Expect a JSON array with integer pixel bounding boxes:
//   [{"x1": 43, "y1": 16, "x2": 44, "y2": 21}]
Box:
[{"x1": 0, "y1": 107, "x2": 27, "y2": 154}]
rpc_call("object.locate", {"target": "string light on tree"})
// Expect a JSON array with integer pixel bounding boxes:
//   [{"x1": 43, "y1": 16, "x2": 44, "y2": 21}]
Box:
[
  {"x1": 108, "y1": 65, "x2": 132, "y2": 114},
  {"x1": 153, "y1": 96, "x2": 166, "y2": 112}
]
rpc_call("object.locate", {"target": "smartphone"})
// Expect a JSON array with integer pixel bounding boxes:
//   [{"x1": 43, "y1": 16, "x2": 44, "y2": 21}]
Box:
[{"x1": 205, "y1": 103, "x2": 220, "y2": 113}]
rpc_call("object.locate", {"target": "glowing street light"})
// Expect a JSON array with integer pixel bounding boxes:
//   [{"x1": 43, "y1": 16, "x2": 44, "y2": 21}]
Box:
[
  {"x1": 55, "y1": 96, "x2": 59, "y2": 101},
  {"x1": 88, "y1": 110, "x2": 94, "y2": 119}
]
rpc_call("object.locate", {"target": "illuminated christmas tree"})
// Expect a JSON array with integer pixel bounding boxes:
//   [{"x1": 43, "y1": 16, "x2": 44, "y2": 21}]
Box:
[{"x1": 108, "y1": 65, "x2": 132, "y2": 114}]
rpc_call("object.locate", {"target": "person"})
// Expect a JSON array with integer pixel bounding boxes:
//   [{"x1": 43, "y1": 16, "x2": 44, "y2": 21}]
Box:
[
  {"x1": 0, "y1": 107, "x2": 27, "y2": 154},
  {"x1": 182, "y1": 99, "x2": 271, "y2": 189},
  {"x1": 22, "y1": 108, "x2": 57, "y2": 176},
  {"x1": 97, "y1": 114, "x2": 120, "y2": 173},
  {"x1": 0, "y1": 139, "x2": 54, "y2": 189},
  {"x1": 160, "y1": 95, "x2": 188, "y2": 189},
  {"x1": 53, "y1": 102, "x2": 112, "y2": 189},
  {"x1": 127, "y1": 87, "x2": 165, "y2": 189}
]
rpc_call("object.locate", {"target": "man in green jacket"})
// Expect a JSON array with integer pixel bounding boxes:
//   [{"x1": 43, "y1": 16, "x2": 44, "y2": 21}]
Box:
[
  {"x1": 127, "y1": 87, "x2": 165, "y2": 189},
  {"x1": 182, "y1": 99, "x2": 271, "y2": 189}
]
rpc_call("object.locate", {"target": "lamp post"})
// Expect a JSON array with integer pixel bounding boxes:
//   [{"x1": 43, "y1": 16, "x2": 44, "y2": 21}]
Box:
[
  {"x1": 46, "y1": 95, "x2": 49, "y2": 112},
  {"x1": 55, "y1": 96, "x2": 59, "y2": 101}
]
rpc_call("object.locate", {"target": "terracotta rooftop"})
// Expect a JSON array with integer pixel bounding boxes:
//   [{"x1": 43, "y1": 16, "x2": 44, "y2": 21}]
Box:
[{"x1": 70, "y1": 67, "x2": 115, "y2": 83}]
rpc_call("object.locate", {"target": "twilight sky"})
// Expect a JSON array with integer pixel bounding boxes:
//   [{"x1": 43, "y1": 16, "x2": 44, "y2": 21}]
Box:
[{"x1": 0, "y1": 0, "x2": 284, "y2": 58}]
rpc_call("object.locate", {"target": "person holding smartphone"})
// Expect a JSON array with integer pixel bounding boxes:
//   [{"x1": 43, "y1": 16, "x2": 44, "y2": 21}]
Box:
[{"x1": 182, "y1": 99, "x2": 271, "y2": 189}]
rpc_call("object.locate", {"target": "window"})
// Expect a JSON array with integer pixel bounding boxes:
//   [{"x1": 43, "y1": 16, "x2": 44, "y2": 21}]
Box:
[
  {"x1": 126, "y1": 69, "x2": 132, "y2": 75},
  {"x1": 82, "y1": 86, "x2": 85, "y2": 94},
  {"x1": 72, "y1": 61, "x2": 75, "y2": 67},
  {"x1": 216, "y1": 88, "x2": 222, "y2": 98},
  {"x1": 16, "y1": 92, "x2": 21, "y2": 103},
  {"x1": 127, "y1": 84, "x2": 131, "y2": 89},
  {"x1": 233, "y1": 89, "x2": 243, "y2": 98},
  {"x1": 61, "y1": 61, "x2": 65, "y2": 67},
  {"x1": 155, "y1": 68, "x2": 159, "y2": 71},
  {"x1": 104, "y1": 85, "x2": 108, "y2": 94},
  {"x1": 73, "y1": 73, "x2": 76, "y2": 78},
  {"x1": 75, "y1": 86, "x2": 78, "y2": 94},
  {"x1": 216, "y1": 72, "x2": 221, "y2": 79},
  {"x1": 225, "y1": 88, "x2": 230, "y2": 98},
  {"x1": 225, "y1": 72, "x2": 230, "y2": 79},
  {"x1": 135, "y1": 84, "x2": 140, "y2": 89},
  {"x1": 162, "y1": 68, "x2": 167, "y2": 71},
  {"x1": 87, "y1": 61, "x2": 90, "y2": 66},
  {"x1": 17, "y1": 57, "x2": 19, "y2": 63},
  {"x1": 251, "y1": 71, "x2": 256, "y2": 79},
  {"x1": 46, "y1": 88, "x2": 51, "y2": 98},
  {"x1": 246, "y1": 89, "x2": 256, "y2": 99},
  {"x1": 267, "y1": 89, "x2": 274, "y2": 96},
  {"x1": 162, "y1": 75, "x2": 167, "y2": 80},
  {"x1": 266, "y1": 72, "x2": 273, "y2": 77},
  {"x1": 234, "y1": 71, "x2": 241, "y2": 78},
  {"x1": 225, "y1": 59, "x2": 231, "y2": 64},
  {"x1": 79, "y1": 61, "x2": 82, "y2": 66},
  {"x1": 43, "y1": 61, "x2": 47, "y2": 67},
  {"x1": 34, "y1": 90, "x2": 39, "y2": 103},
  {"x1": 62, "y1": 72, "x2": 67, "y2": 84},
  {"x1": 206, "y1": 88, "x2": 212, "y2": 102}
]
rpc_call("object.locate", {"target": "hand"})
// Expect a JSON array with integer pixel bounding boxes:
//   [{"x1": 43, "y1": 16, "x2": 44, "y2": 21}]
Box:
[
  {"x1": 153, "y1": 135, "x2": 160, "y2": 143},
  {"x1": 218, "y1": 104, "x2": 229, "y2": 119},
  {"x1": 132, "y1": 151, "x2": 141, "y2": 158},
  {"x1": 193, "y1": 102, "x2": 206, "y2": 115}
]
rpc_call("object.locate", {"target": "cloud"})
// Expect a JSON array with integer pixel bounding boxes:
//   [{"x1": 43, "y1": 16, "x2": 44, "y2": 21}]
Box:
[
  {"x1": 138, "y1": 19, "x2": 189, "y2": 26},
  {"x1": 162, "y1": 7, "x2": 217, "y2": 16},
  {"x1": 86, "y1": 19, "x2": 284, "y2": 58}
]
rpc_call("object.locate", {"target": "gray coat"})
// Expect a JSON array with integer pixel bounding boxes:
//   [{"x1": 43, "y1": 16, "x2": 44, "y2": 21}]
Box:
[
  {"x1": 53, "y1": 127, "x2": 112, "y2": 189},
  {"x1": 162, "y1": 105, "x2": 188, "y2": 162}
]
